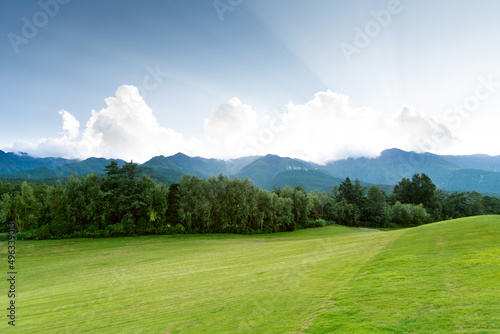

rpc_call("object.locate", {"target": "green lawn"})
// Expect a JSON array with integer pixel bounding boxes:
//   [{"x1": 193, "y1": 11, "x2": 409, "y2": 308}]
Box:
[{"x1": 1, "y1": 216, "x2": 499, "y2": 333}]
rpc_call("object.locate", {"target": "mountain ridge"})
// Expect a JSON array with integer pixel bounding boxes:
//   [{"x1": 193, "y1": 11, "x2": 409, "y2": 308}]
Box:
[{"x1": 1, "y1": 149, "x2": 500, "y2": 193}]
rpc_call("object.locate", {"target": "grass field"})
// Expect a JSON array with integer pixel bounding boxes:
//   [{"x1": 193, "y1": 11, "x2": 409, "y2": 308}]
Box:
[{"x1": 1, "y1": 215, "x2": 499, "y2": 333}]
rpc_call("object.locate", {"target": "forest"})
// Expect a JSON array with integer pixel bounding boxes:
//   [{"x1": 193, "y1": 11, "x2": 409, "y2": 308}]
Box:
[{"x1": 1, "y1": 161, "x2": 500, "y2": 240}]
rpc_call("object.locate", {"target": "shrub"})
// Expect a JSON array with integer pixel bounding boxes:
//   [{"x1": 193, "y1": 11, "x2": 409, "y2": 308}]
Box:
[
  {"x1": 104, "y1": 223, "x2": 126, "y2": 237},
  {"x1": 121, "y1": 213, "x2": 136, "y2": 236},
  {"x1": 36, "y1": 224, "x2": 51, "y2": 240},
  {"x1": 303, "y1": 219, "x2": 327, "y2": 228},
  {"x1": 51, "y1": 217, "x2": 71, "y2": 237},
  {"x1": 137, "y1": 217, "x2": 151, "y2": 231},
  {"x1": 26, "y1": 214, "x2": 39, "y2": 231},
  {"x1": 335, "y1": 202, "x2": 359, "y2": 226},
  {"x1": 392, "y1": 201, "x2": 431, "y2": 227},
  {"x1": 172, "y1": 224, "x2": 186, "y2": 234},
  {"x1": 16, "y1": 230, "x2": 37, "y2": 240}
]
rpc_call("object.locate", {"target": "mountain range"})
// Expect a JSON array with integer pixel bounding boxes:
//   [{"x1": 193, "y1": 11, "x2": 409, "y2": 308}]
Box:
[{"x1": 1, "y1": 148, "x2": 500, "y2": 194}]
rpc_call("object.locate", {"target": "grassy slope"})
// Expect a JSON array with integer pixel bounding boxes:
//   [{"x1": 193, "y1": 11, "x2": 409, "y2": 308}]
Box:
[
  {"x1": 307, "y1": 215, "x2": 500, "y2": 333},
  {"x1": 0, "y1": 216, "x2": 498, "y2": 333}
]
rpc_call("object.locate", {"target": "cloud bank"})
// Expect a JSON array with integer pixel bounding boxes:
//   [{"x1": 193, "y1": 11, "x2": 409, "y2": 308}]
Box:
[
  {"x1": 5, "y1": 86, "x2": 456, "y2": 163},
  {"x1": 205, "y1": 90, "x2": 455, "y2": 163},
  {"x1": 6, "y1": 85, "x2": 204, "y2": 162}
]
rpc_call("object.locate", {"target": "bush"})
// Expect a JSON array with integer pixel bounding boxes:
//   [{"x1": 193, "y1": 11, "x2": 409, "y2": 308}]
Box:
[
  {"x1": 36, "y1": 224, "x2": 51, "y2": 240},
  {"x1": 50, "y1": 217, "x2": 71, "y2": 237},
  {"x1": 333, "y1": 202, "x2": 359, "y2": 226},
  {"x1": 121, "y1": 213, "x2": 136, "y2": 236},
  {"x1": 303, "y1": 219, "x2": 327, "y2": 228},
  {"x1": 26, "y1": 214, "x2": 39, "y2": 231},
  {"x1": 356, "y1": 220, "x2": 374, "y2": 228},
  {"x1": 172, "y1": 224, "x2": 186, "y2": 234},
  {"x1": 104, "y1": 223, "x2": 126, "y2": 237},
  {"x1": 392, "y1": 201, "x2": 431, "y2": 227},
  {"x1": 137, "y1": 217, "x2": 151, "y2": 231},
  {"x1": 136, "y1": 226, "x2": 157, "y2": 235},
  {"x1": 16, "y1": 230, "x2": 37, "y2": 240}
]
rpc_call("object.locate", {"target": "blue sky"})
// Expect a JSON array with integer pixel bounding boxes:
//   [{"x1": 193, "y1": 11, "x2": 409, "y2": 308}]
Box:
[{"x1": 1, "y1": 0, "x2": 500, "y2": 162}]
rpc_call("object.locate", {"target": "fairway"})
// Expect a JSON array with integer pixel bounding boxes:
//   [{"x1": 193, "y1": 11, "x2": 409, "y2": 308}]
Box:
[{"x1": 1, "y1": 216, "x2": 499, "y2": 333}]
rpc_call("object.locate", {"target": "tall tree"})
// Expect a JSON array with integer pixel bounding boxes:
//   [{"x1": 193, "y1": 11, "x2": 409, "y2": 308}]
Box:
[
  {"x1": 335, "y1": 177, "x2": 367, "y2": 220},
  {"x1": 166, "y1": 183, "x2": 181, "y2": 227},
  {"x1": 392, "y1": 173, "x2": 436, "y2": 209},
  {"x1": 365, "y1": 186, "x2": 391, "y2": 227}
]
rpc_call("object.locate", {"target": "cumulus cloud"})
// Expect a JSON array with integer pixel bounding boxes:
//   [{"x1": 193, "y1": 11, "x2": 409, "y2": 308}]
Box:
[
  {"x1": 59, "y1": 110, "x2": 80, "y2": 139},
  {"x1": 204, "y1": 90, "x2": 456, "y2": 163},
  {"x1": 5, "y1": 87, "x2": 457, "y2": 164},
  {"x1": 204, "y1": 97, "x2": 258, "y2": 157},
  {"x1": 391, "y1": 106, "x2": 455, "y2": 153},
  {"x1": 7, "y1": 85, "x2": 205, "y2": 162}
]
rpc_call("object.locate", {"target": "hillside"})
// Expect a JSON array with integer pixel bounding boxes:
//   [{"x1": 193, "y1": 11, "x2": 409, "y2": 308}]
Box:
[
  {"x1": 0, "y1": 150, "x2": 75, "y2": 174},
  {"x1": 141, "y1": 153, "x2": 260, "y2": 178},
  {"x1": 308, "y1": 215, "x2": 500, "y2": 332},
  {"x1": 2, "y1": 149, "x2": 500, "y2": 193},
  {"x1": 237, "y1": 154, "x2": 312, "y2": 187},
  {"x1": 11, "y1": 215, "x2": 500, "y2": 333},
  {"x1": 317, "y1": 148, "x2": 500, "y2": 193}
]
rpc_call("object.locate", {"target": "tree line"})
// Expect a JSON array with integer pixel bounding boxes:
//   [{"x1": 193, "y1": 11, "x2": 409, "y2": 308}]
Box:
[{"x1": 1, "y1": 161, "x2": 499, "y2": 240}]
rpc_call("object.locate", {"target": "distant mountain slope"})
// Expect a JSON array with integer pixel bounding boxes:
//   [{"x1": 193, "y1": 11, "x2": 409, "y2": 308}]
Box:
[
  {"x1": 266, "y1": 169, "x2": 343, "y2": 192},
  {"x1": 1, "y1": 149, "x2": 500, "y2": 194},
  {"x1": 0, "y1": 150, "x2": 75, "y2": 174},
  {"x1": 53, "y1": 158, "x2": 126, "y2": 177},
  {"x1": 237, "y1": 154, "x2": 311, "y2": 187},
  {"x1": 139, "y1": 167, "x2": 181, "y2": 185},
  {"x1": 141, "y1": 153, "x2": 259, "y2": 178},
  {"x1": 0, "y1": 157, "x2": 127, "y2": 178},
  {"x1": 318, "y1": 148, "x2": 459, "y2": 185},
  {"x1": 0, "y1": 166, "x2": 57, "y2": 179},
  {"x1": 441, "y1": 154, "x2": 500, "y2": 172},
  {"x1": 318, "y1": 148, "x2": 500, "y2": 193},
  {"x1": 441, "y1": 169, "x2": 500, "y2": 193}
]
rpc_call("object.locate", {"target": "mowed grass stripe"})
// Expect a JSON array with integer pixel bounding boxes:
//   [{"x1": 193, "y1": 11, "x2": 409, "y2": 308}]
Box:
[
  {"x1": 298, "y1": 229, "x2": 407, "y2": 333},
  {"x1": 3, "y1": 217, "x2": 497, "y2": 333},
  {"x1": 2, "y1": 225, "x2": 399, "y2": 333},
  {"x1": 306, "y1": 215, "x2": 500, "y2": 333}
]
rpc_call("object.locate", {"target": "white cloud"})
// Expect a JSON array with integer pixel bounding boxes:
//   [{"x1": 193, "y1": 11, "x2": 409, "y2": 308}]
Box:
[
  {"x1": 7, "y1": 85, "x2": 205, "y2": 162},
  {"x1": 5, "y1": 87, "x2": 458, "y2": 164},
  {"x1": 391, "y1": 105, "x2": 455, "y2": 153},
  {"x1": 59, "y1": 110, "x2": 80, "y2": 139},
  {"x1": 204, "y1": 97, "x2": 258, "y2": 158},
  {"x1": 204, "y1": 90, "x2": 456, "y2": 163}
]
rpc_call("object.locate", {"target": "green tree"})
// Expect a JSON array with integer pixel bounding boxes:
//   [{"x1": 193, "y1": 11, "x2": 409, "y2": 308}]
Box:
[
  {"x1": 139, "y1": 176, "x2": 168, "y2": 228},
  {"x1": 179, "y1": 175, "x2": 212, "y2": 232},
  {"x1": 335, "y1": 177, "x2": 367, "y2": 220},
  {"x1": 101, "y1": 161, "x2": 144, "y2": 226},
  {"x1": 44, "y1": 180, "x2": 66, "y2": 236},
  {"x1": 482, "y1": 195, "x2": 500, "y2": 215},
  {"x1": 0, "y1": 193, "x2": 14, "y2": 232},
  {"x1": 392, "y1": 173, "x2": 436, "y2": 208},
  {"x1": 442, "y1": 191, "x2": 485, "y2": 219},
  {"x1": 281, "y1": 186, "x2": 313, "y2": 230},
  {"x1": 64, "y1": 173, "x2": 104, "y2": 233},
  {"x1": 4, "y1": 182, "x2": 40, "y2": 232},
  {"x1": 365, "y1": 186, "x2": 391, "y2": 227},
  {"x1": 166, "y1": 183, "x2": 181, "y2": 227},
  {"x1": 273, "y1": 196, "x2": 294, "y2": 232},
  {"x1": 309, "y1": 190, "x2": 327, "y2": 219},
  {"x1": 391, "y1": 201, "x2": 431, "y2": 227}
]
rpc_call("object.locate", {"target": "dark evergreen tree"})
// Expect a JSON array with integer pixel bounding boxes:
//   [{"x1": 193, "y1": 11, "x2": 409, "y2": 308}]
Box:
[{"x1": 166, "y1": 183, "x2": 181, "y2": 227}]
